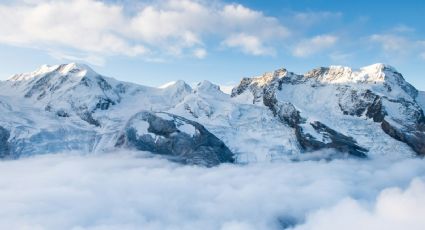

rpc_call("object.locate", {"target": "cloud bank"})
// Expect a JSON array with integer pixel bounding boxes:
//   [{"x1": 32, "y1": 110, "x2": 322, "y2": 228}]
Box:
[
  {"x1": 293, "y1": 178, "x2": 425, "y2": 230},
  {"x1": 0, "y1": 152, "x2": 424, "y2": 229},
  {"x1": 0, "y1": 0, "x2": 288, "y2": 63},
  {"x1": 0, "y1": 0, "x2": 424, "y2": 68}
]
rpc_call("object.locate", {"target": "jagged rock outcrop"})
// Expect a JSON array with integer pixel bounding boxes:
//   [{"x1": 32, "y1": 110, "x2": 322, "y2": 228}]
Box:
[
  {"x1": 337, "y1": 88, "x2": 377, "y2": 116},
  {"x1": 381, "y1": 119, "x2": 425, "y2": 156},
  {"x1": 362, "y1": 95, "x2": 425, "y2": 155},
  {"x1": 270, "y1": 99, "x2": 368, "y2": 157},
  {"x1": 116, "y1": 111, "x2": 235, "y2": 167},
  {"x1": 296, "y1": 121, "x2": 368, "y2": 158},
  {"x1": 0, "y1": 126, "x2": 10, "y2": 158}
]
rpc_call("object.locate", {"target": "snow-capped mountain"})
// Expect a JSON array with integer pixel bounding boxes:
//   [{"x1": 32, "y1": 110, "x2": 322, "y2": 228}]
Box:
[
  {"x1": 231, "y1": 63, "x2": 424, "y2": 157},
  {"x1": 0, "y1": 63, "x2": 424, "y2": 165}
]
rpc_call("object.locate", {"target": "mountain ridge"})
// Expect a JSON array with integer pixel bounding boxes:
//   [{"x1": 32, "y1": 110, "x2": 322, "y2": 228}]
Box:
[{"x1": 0, "y1": 63, "x2": 424, "y2": 165}]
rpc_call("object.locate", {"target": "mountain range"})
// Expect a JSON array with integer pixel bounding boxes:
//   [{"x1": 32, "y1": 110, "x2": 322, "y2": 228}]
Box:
[{"x1": 0, "y1": 63, "x2": 424, "y2": 166}]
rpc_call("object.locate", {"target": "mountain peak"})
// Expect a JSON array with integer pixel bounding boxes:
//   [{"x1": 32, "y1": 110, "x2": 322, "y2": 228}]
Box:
[
  {"x1": 232, "y1": 63, "x2": 418, "y2": 102},
  {"x1": 158, "y1": 80, "x2": 192, "y2": 100},
  {"x1": 159, "y1": 80, "x2": 191, "y2": 90},
  {"x1": 194, "y1": 80, "x2": 222, "y2": 93},
  {"x1": 360, "y1": 63, "x2": 397, "y2": 72},
  {"x1": 8, "y1": 63, "x2": 98, "y2": 82},
  {"x1": 301, "y1": 63, "x2": 406, "y2": 85},
  {"x1": 54, "y1": 63, "x2": 97, "y2": 78}
]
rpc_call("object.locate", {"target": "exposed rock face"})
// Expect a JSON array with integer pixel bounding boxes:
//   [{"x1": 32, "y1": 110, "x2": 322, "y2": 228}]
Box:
[
  {"x1": 381, "y1": 119, "x2": 425, "y2": 156},
  {"x1": 274, "y1": 102, "x2": 302, "y2": 129},
  {"x1": 365, "y1": 96, "x2": 425, "y2": 156},
  {"x1": 0, "y1": 126, "x2": 10, "y2": 158},
  {"x1": 296, "y1": 121, "x2": 368, "y2": 158},
  {"x1": 338, "y1": 88, "x2": 377, "y2": 116},
  {"x1": 259, "y1": 86, "x2": 368, "y2": 157},
  {"x1": 274, "y1": 101, "x2": 368, "y2": 157},
  {"x1": 341, "y1": 87, "x2": 425, "y2": 156},
  {"x1": 231, "y1": 78, "x2": 253, "y2": 97},
  {"x1": 365, "y1": 97, "x2": 386, "y2": 122},
  {"x1": 116, "y1": 111, "x2": 235, "y2": 167},
  {"x1": 417, "y1": 91, "x2": 425, "y2": 111},
  {"x1": 338, "y1": 86, "x2": 425, "y2": 156}
]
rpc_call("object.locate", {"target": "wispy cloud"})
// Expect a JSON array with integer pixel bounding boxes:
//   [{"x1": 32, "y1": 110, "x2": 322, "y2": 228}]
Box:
[
  {"x1": 292, "y1": 11, "x2": 342, "y2": 27},
  {"x1": 293, "y1": 35, "x2": 339, "y2": 57},
  {"x1": 222, "y1": 33, "x2": 276, "y2": 56},
  {"x1": 193, "y1": 48, "x2": 207, "y2": 59},
  {"x1": 370, "y1": 34, "x2": 410, "y2": 53},
  {"x1": 391, "y1": 24, "x2": 416, "y2": 33},
  {"x1": 48, "y1": 50, "x2": 106, "y2": 66},
  {"x1": 369, "y1": 33, "x2": 425, "y2": 60},
  {"x1": 329, "y1": 52, "x2": 353, "y2": 63}
]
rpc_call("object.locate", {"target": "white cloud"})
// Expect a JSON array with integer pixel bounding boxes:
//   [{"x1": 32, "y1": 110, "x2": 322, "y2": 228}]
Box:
[
  {"x1": 223, "y1": 33, "x2": 275, "y2": 56},
  {"x1": 219, "y1": 4, "x2": 289, "y2": 39},
  {"x1": 48, "y1": 50, "x2": 106, "y2": 66},
  {"x1": 293, "y1": 35, "x2": 339, "y2": 57},
  {"x1": 370, "y1": 34, "x2": 425, "y2": 61},
  {"x1": 0, "y1": 0, "x2": 147, "y2": 56},
  {"x1": 293, "y1": 11, "x2": 342, "y2": 26},
  {"x1": 193, "y1": 48, "x2": 207, "y2": 59},
  {"x1": 0, "y1": 152, "x2": 424, "y2": 229},
  {"x1": 292, "y1": 179, "x2": 425, "y2": 230},
  {"x1": 392, "y1": 24, "x2": 415, "y2": 33},
  {"x1": 329, "y1": 52, "x2": 353, "y2": 63},
  {"x1": 0, "y1": 0, "x2": 289, "y2": 64},
  {"x1": 370, "y1": 34, "x2": 409, "y2": 53}
]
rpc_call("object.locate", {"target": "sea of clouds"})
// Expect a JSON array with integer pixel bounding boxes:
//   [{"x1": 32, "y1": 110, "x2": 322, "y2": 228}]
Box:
[{"x1": 0, "y1": 152, "x2": 424, "y2": 230}]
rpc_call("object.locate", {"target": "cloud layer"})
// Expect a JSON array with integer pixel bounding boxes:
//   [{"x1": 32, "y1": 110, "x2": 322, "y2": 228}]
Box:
[
  {"x1": 0, "y1": 0, "x2": 425, "y2": 70},
  {"x1": 293, "y1": 178, "x2": 425, "y2": 230},
  {"x1": 0, "y1": 0, "x2": 288, "y2": 63},
  {"x1": 0, "y1": 152, "x2": 424, "y2": 229}
]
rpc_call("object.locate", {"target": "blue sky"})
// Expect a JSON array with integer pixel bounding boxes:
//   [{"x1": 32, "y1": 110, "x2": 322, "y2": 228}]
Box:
[{"x1": 0, "y1": 0, "x2": 424, "y2": 90}]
